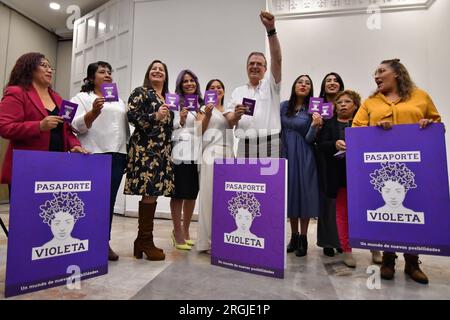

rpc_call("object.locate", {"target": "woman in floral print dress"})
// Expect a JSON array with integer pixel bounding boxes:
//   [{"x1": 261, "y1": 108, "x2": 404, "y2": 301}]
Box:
[{"x1": 125, "y1": 59, "x2": 187, "y2": 261}]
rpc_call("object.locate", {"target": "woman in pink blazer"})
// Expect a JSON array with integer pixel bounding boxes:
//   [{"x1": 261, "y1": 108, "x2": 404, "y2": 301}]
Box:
[{"x1": 0, "y1": 52, "x2": 87, "y2": 186}]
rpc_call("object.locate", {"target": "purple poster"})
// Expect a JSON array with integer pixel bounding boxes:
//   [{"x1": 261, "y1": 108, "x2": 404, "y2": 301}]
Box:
[
  {"x1": 5, "y1": 150, "x2": 111, "y2": 297},
  {"x1": 242, "y1": 98, "x2": 256, "y2": 116},
  {"x1": 211, "y1": 158, "x2": 287, "y2": 278},
  {"x1": 100, "y1": 83, "x2": 119, "y2": 102},
  {"x1": 204, "y1": 90, "x2": 218, "y2": 106},
  {"x1": 59, "y1": 100, "x2": 78, "y2": 123},
  {"x1": 308, "y1": 97, "x2": 323, "y2": 114},
  {"x1": 184, "y1": 94, "x2": 198, "y2": 111},
  {"x1": 320, "y1": 102, "x2": 334, "y2": 120},
  {"x1": 346, "y1": 123, "x2": 450, "y2": 256},
  {"x1": 165, "y1": 93, "x2": 180, "y2": 111}
]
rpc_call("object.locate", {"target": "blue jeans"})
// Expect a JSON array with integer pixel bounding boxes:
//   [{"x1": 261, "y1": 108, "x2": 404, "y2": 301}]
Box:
[{"x1": 105, "y1": 152, "x2": 127, "y2": 239}]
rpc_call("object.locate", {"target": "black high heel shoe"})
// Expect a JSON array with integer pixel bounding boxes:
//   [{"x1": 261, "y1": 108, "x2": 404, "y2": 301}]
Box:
[
  {"x1": 323, "y1": 247, "x2": 335, "y2": 257},
  {"x1": 295, "y1": 235, "x2": 308, "y2": 257},
  {"x1": 287, "y1": 232, "x2": 300, "y2": 253}
]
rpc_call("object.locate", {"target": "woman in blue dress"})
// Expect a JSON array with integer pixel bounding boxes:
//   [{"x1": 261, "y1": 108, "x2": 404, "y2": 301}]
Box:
[{"x1": 281, "y1": 75, "x2": 322, "y2": 257}]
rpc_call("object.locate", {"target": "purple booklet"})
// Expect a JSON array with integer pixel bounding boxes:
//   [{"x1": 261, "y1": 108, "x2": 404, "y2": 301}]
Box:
[
  {"x1": 242, "y1": 98, "x2": 256, "y2": 116},
  {"x1": 184, "y1": 94, "x2": 199, "y2": 111},
  {"x1": 59, "y1": 100, "x2": 78, "y2": 123},
  {"x1": 165, "y1": 93, "x2": 180, "y2": 111},
  {"x1": 100, "y1": 83, "x2": 119, "y2": 102},
  {"x1": 320, "y1": 102, "x2": 334, "y2": 119},
  {"x1": 308, "y1": 97, "x2": 323, "y2": 114},
  {"x1": 204, "y1": 90, "x2": 218, "y2": 106}
]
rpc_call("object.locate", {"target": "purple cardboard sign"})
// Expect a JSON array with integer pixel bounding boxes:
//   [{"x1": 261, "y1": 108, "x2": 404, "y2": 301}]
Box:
[
  {"x1": 346, "y1": 123, "x2": 450, "y2": 256},
  {"x1": 242, "y1": 98, "x2": 256, "y2": 116},
  {"x1": 308, "y1": 97, "x2": 323, "y2": 114},
  {"x1": 5, "y1": 150, "x2": 111, "y2": 297},
  {"x1": 100, "y1": 83, "x2": 119, "y2": 102},
  {"x1": 184, "y1": 94, "x2": 199, "y2": 111},
  {"x1": 204, "y1": 90, "x2": 218, "y2": 106},
  {"x1": 211, "y1": 158, "x2": 287, "y2": 278},
  {"x1": 59, "y1": 100, "x2": 78, "y2": 123},
  {"x1": 165, "y1": 93, "x2": 180, "y2": 111},
  {"x1": 320, "y1": 102, "x2": 334, "y2": 119}
]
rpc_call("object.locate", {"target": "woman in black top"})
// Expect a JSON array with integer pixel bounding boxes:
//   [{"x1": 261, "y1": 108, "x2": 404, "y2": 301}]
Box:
[{"x1": 318, "y1": 90, "x2": 361, "y2": 267}]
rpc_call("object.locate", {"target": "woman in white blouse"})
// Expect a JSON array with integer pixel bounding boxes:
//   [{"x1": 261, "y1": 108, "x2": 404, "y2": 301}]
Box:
[
  {"x1": 71, "y1": 61, "x2": 130, "y2": 261},
  {"x1": 197, "y1": 79, "x2": 234, "y2": 253},
  {"x1": 170, "y1": 69, "x2": 203, "y2": 250}
]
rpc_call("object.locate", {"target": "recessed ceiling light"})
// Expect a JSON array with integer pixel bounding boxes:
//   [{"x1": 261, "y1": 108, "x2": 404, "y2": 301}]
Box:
[{"x1": 49, "y1": 2, "x2": 61, "y2": 10}]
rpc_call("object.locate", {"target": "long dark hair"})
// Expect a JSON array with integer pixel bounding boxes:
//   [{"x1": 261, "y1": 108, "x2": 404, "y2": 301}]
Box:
[
  {"x1": 81, "y1": 61, "x2": 112, "y2": 93},
  {"x1": 7, "y1": 52, "x2": 46, "y2": 90},
  {"x1": 371, "y1": 59, "x2": 416, "y2": 101},
  {"x1": 319, "y1": 72, "x2": 345, "y2": 102},
  {"x1": 205, "y1": 79, "x2": 225, "y2": 105},
  {"x1": 286, "y1": 75, "x2": 314, "y2": 118},
  {"x1": 175, "y1": 69, "x2": 204, "y2": 106},
  {"x1": 143, "y1": 60, "x2": 169, "y2": 96}
]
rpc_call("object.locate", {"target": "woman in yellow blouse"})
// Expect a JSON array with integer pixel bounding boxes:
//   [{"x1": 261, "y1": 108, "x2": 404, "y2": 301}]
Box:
[{"x1": 353, "y1": 59, "x2": 441, "y2": 285}]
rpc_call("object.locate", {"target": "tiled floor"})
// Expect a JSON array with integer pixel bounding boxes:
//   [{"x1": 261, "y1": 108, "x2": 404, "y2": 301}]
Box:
[{"x1": 1, "y1": 204, "x2": 450, "y2": 300}]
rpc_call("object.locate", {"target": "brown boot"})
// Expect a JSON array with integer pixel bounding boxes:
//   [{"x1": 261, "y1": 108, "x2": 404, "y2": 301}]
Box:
[
  {"x1": 134, "y1": 201, "x2": 165, "y2": 261},
  {"x1": 380, "y1": 252, "x2": 397, "y2": 280},
  {"x1": 404, "y1": 254, "x2": 429, "y2": 284}
]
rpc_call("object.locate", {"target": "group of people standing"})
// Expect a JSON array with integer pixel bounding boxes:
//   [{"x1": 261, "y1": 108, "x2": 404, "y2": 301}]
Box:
[
  {"x1": 0, "y1": 11, "x2": 442, "y2": 287},
  {"x1": 282, "y1": 60, "x2": 441, "y2": 286}
]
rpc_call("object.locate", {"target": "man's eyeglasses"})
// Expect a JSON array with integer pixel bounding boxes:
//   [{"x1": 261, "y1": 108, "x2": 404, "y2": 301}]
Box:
[
  {"x1": 248, "y1": 62, "x2": 266, "y2": 68},
  {"x1": 39, "y1": 62, "x2": 56, "y2": 72}
]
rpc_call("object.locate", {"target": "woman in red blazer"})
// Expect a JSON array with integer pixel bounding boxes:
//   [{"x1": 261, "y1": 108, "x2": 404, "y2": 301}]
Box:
[{"x1": 0, "y1": 52, "x2": 88, "y2": 186}]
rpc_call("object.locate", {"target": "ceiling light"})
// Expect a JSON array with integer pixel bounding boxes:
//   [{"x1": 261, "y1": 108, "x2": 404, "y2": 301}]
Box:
[{"x1": 49, "y1": 2, "x2": 61, "y2": 10}]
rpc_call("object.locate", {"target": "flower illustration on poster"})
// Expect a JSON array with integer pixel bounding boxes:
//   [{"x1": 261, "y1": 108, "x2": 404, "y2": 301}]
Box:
[
  {"x1": 32, "y1": 192, "x2": 89, "y2": 260},
  {"x1": 224, "y1": 192, "x2": 265, "y2": 249},
  {"x1": 367, "y1": 162, "x2": 424, "y2": 225}
]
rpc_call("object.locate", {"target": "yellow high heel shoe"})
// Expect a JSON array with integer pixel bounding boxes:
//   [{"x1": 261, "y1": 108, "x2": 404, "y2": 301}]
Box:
[
  {"x1": 185, "y1": 239, "x2": 195, "y2": 246},
  {"x1": 171, "y1": 233, "x2": 191, "y2": 250}
]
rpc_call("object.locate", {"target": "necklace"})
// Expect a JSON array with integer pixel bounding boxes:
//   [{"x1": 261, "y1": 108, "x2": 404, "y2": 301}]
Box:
[{"x1": 155, "y1": 92, "x2": 164, "y2": 102}]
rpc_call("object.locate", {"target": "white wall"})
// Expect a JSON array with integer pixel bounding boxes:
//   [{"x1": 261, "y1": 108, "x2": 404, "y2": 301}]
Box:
[
  {"x1": 0, "y1": 4, "x2": 10, "y2": 89},
  {"x1": 127, "y1": 0, "x2": 266, "y2": 216},
  {"x1": 55, "y1": 40, "x2": 73, "y2": 99},
  {"x1": 277, "y1": 0, "x2": 450, "y2": 175},
  {"x1": 5, "y1": 12, "x2": 58, "y2": 85},
  {"x1": 0, "y1": 3, "x2": 59, "y2": 201},
  {"x1": 132, "y1": 0, "x2": 266, "y2": 105}
]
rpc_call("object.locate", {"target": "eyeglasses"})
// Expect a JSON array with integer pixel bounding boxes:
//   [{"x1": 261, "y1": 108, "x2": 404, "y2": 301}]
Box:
[
  {"x1": 373, "y1": 68, "x2": 387, "y2": 77},
  {"x1": 248, "y1": 62, "x2": 266, "y2": 68},
  {"x1": 336, "y1": 99, "x2": 353, "y2": 105},
  {"x1": 39, "y1": 62, "x2": 56, "y2": 72}
]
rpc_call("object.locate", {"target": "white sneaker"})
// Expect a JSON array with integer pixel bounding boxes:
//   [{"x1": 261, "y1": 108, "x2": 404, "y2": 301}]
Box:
[
  {"x1": 343, "y1": 252, "x2": 356, "y2": 268},
  {"x1": 371, "y1": 250, "x2": 382, "y2": 264}
]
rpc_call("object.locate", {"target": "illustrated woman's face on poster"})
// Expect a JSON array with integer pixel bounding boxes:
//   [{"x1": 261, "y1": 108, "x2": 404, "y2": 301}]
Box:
[
  {"x1": 235, "y1": 208, "x2": 254, "y2": 232},
  {"x1": 50, "y1": 211, "x2": 75, "y2": 241},
  {"x1": 381, "y1": 180, "x2": 406, "y2": 208}
]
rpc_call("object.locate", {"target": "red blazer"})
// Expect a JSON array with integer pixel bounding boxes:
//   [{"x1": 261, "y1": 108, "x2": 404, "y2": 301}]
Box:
[{"x1": 0, "y1": 85, "x2": 81, "y2": 184}]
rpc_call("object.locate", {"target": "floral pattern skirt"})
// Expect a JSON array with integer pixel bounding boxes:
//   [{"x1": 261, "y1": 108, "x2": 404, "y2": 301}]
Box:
[{"x1": 124, "y1": 133, "x2": 175, "y2": 197}]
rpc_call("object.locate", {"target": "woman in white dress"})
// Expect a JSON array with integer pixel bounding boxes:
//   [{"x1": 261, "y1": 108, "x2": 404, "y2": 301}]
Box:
[
  {"x1": 197, "y1": 79, "x2": 234, "y2": 252},
  {"x1": 71, "y1": 61, "x2": 130, "y2": 261}
]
